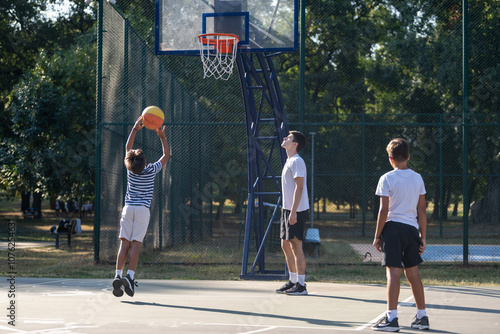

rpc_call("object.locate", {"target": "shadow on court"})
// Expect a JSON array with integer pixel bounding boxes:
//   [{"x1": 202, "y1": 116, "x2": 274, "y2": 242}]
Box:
[
  {"x1": 1, "y1": 278, "x2": 499, "y2": 333},
  {"x1": 121, "y1": 300, "x2": 356, "y2": 327}
]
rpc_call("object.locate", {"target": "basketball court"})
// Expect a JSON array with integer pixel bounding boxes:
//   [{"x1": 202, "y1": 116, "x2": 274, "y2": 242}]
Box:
[{"x1": 2, "y1": 277, "x2": 499, "y2": 333}]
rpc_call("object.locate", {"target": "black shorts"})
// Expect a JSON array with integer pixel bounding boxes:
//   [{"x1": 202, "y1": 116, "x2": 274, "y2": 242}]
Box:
[
  {"x1": 381, "y1": 221, "x2": 423, "y2": 268},
  {"x1": 280, "y1": 209, "x2": 308, "y2": 241}
]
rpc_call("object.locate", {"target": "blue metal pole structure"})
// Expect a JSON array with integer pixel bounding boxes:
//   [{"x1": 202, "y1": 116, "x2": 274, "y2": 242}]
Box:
[{"x1": 237, "y1": 52, "x2": 289, "y2": 279}]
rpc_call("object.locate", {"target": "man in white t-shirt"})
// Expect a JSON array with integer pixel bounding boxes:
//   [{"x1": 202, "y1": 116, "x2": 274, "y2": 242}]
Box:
[
  {"x1": 371, "y1": 138, "x2": 429, "y2": 332},
  {"x1": 275, "y1": 131, "x2": 310, "y2": 295}
]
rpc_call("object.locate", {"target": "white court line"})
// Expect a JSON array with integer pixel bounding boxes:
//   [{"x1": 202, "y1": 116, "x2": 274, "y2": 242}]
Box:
[
  {"x1": 13, "y1": 279, "x2": 72, "y2": 288},
  {"x1": 206, "y1": 323, "x2": 355, "y2": 332},
  {"x1": 0, "y1": 324, "x2": 26, "y2": 332},
  {"x1": 238, "y1": 326, "x2": 278, "y2": 334},
  {"x1": 355, "y1": 287, "x2": 429, "y2": 331},
  {"x1": 25, "y1": 325, "x2": 98, "y2": 333}
]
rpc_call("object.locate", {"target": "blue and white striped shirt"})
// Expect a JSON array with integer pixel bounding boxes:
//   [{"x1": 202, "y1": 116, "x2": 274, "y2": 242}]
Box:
[{"x1": 124, "y1": 161, "x2": 162, "y2": 208}]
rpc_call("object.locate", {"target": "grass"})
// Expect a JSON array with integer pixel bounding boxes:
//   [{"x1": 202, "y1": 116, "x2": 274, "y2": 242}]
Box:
[{"x1": 1, "y1": 198, "x2": 499, "y2": 286}]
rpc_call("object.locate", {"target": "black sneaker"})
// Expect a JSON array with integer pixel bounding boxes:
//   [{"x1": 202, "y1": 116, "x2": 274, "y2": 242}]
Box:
[
  {"x1": 411, "y1": 315, "x2": 430, "y2": 330},
  {"x1": 276, "y1": 281, "x2": 295, "y2": 294},
  {"x1": 112, "y1": 276, "x2": 123, "y2": 297},
  {"x1": 371, "y1": 316, "x2": 400, "y2": 332},
  {"x1": 121, "y1": 274, "x2": 137, "y2": 297},
  {"x1": 284, "y1": 282, "x2": 308, "y2": 295}
]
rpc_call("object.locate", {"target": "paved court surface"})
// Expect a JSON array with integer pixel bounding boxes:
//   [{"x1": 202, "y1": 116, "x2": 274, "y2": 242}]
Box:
[
  {"x1": 0, "y1": 241, "x2": 54, "y2": 250},
  {"x1": 350, "y1": 244, "x2": 500, "y2": 263},
  {"x1": 1, "y1": 278, "x2": 499, "y2": 333}
]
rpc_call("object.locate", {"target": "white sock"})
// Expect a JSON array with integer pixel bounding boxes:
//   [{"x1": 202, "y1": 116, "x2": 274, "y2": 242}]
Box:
[
  {"x1": 416, "y1": 308, "x2": 427, "y2": 319},
  {"x1": 298, "y1": 274, "x2": 306, "y2": 286},
  {"x1": 127, "y1": 270, "x2": 135, "y2": 280},
  {"x1": 115, "y1": 270, "x2": 122, "y2": 278},
  {"x1": 289, "y1": 272, "x2": 298, "y2": 284},
  {"x1": 387, "y1": 309, "x2": 398, "y2": 322}
]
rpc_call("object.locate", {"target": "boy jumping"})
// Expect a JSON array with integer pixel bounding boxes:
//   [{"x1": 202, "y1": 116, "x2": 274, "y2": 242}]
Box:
[{"x1": 112, "y1": 115, "x2": 170, "y2": 297}]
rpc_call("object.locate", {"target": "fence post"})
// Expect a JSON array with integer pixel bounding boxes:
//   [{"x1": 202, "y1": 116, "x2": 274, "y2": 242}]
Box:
[
  {"x1": 439, "y1": 114, "x2": 443, "y2": 238},
  {"x1": 462, "y1": 0, "x2": 470, "y2": 265},
  {"x1": 94, "y1": 0, "x2": 104, "y2": 263},
  {"x1": 362, "y1": 113, "x2": 366, "y2": 237},
  {"x1": 158, "y1": 59, "x2": 164, "y2": 250},
  {"x1": 299, "y1": 0, "x2": 305, "y2": 133}
]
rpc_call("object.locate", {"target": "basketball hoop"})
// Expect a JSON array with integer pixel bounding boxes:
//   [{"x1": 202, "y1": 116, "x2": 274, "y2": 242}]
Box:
[{"x1": 198, "y1": 33, "x2": 239, "y2": 80}]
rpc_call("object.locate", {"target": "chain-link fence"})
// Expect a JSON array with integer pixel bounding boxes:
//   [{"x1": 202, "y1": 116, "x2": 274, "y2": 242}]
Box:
[{"x1": 95, "y1": 1, "x2": 499, "y2": 269}]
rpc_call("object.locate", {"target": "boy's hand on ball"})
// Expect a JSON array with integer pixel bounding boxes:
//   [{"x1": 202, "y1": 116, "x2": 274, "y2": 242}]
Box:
[
  {"x1": 155, "y1": 125, "x2": 166, "y2": 138},
  {"x1": 134, "y1": 116, "x2": 145, "y2": 130}
]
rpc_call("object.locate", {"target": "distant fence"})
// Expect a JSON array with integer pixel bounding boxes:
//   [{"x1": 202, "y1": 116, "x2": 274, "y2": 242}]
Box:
[{"x1": 94, "y1": 1, "x2": 499, "y2": 268}]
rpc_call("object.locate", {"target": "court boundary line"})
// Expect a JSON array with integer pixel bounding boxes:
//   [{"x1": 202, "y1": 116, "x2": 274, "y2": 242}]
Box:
[{"x1": 354, "y1": 290, "x2": 421, "y2": 331}]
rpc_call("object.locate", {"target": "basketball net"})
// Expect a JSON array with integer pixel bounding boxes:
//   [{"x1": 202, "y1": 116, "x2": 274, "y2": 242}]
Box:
[{"x1": 198, "y1": 33, "x2": 239, "y2": 80}]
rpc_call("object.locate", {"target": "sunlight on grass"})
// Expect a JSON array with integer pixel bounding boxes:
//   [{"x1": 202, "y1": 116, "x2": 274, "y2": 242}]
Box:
[{"x1": 0, "y1": 199, "x2": 499, "y2": 286}]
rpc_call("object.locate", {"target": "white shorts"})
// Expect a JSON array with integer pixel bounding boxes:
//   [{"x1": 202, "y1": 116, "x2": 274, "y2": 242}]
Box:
[{"x1": 119, "y1": 205, "x2": 150, "y2": 243}]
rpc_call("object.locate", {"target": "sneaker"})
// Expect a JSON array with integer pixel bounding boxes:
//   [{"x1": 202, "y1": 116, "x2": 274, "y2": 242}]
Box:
[
  {"x1": 411, "y1": 315, "x2": 430, "y2": 330},
  {"x1": 371, "y1": 316, "x2": 400, "y2": 332},
  {"x1": 112, "y1": 276, "x2": 123, "y2": 297},
  {"x1": 284, "y1": 282, "x2": 308, "y2": 295},
  {"x1": 276, "y1": 281, "x2": 295, "y2": 294},
  {"x1": 121, "y1": 274, "x2": 137, "y2": 297}
]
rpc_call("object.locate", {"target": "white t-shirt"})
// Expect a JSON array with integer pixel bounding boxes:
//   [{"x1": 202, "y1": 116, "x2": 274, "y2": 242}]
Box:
[
  {"x1": 281, "y1": 154, "x2": 309, "y2": 212},
  {"x1": 375, "y1": 168, "x2": 426, "y2": 229}
]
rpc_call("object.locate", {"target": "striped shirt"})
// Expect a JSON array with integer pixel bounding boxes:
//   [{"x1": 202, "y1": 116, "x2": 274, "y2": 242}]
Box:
[{"x1": 124, "y1": 161, "x2": 162, "y2": 208}]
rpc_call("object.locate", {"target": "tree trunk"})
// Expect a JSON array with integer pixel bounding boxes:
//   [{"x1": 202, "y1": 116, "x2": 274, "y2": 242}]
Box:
[
  {"x1": 470, "y1": 178, "x2": 500, "y2": 225},
  {"x1": 452, "y1": 200, "x2": 458, "y2": 216},
  {"x1": 32, "y1": 191, "x2": 43, "y2": 219},
  {"x1": 431, "y1": 184, "x2": 440, "y2": 221},
  {"x1": 470, "y1": 160, "x2": 500, "y2": 225},
  {"x1": 233, "y1": 199, "x2": 242, "y2": 215},
  {"x1": 21, "y1": 191, "x2": 30, "y2": 212},
  {"x1": 49, "y1": 195, "x2": 57, "y2": 210},
  {"x1": 215, "y1": 199, "x2": 226, "y2": 233},
  {"x1": 349, "y1": 194, "x2": 356, "y2": 218}
]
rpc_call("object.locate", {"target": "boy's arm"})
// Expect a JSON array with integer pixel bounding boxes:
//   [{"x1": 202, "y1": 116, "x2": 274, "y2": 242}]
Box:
[
  {"x1": 126, "y1": 116, "x2": 145, "y2": 152},
  {"x1": 288, "y1": 177, "x2": 304, "y2": 225},
  {"x1": 373, "y1": 196, "x2": 389, "y2": 252},
  {"x1": 417, "y1": 194, "x2": 427, "y2": 254},
  {"x1": 155, "y1": 125, "x2": 170, "y2": 167}
]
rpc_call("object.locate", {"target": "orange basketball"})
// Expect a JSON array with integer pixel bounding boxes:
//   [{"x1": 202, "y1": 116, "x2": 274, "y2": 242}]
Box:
[{"x1": 141, "y1": 106, "x2": 164, "y2": 130}]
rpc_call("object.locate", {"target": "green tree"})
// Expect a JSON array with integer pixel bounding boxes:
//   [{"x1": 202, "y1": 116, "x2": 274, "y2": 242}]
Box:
[{"x1": 1, "y1": 30, "x2": 96, "y2": 215}]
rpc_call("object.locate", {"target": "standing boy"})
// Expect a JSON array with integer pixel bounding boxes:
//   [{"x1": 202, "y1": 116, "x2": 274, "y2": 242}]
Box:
[
  {"x1": 371, "y1": 138, "x2": 429, "y2": 331},
  {"x1": 112, "y1": 115, "x2": 170, "y2": 297},
  {"x1": 276, "y1": 131, "x2": 310, "y2": 295}
]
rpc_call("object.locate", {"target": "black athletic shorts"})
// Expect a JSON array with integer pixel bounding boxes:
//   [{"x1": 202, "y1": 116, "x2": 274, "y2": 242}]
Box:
[
  {"x1": 381, "y1": 221, "x2": 423, "y2": 268},
  {"x1": 280, "y1": 209, "x2": 308, "y2": 241}
]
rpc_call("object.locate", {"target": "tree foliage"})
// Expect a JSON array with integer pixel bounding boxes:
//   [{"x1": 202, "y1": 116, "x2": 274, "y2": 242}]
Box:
[{"x1": 0, "y1": 1, "x2": 96, "y2": 204}]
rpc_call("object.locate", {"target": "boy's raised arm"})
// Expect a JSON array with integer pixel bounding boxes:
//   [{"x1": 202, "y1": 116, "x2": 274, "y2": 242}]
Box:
[
  {"x1": 126, "y1": 116, "x2": 145, "y2": 152},
  {"x1": 155, "y1": 125, "x2": 170, "y2": 167}
]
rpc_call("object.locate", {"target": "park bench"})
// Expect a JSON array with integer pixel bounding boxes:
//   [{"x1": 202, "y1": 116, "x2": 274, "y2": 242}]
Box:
[
  {"x1": 50, "y1": 219, "x2": 82, "y2": 249},
  {"x1": 22, "y1": 210, "x2": 38, "y2": 219}
]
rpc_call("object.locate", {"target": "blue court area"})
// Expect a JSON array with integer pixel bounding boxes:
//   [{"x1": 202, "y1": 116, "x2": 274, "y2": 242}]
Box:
[{"x1": 422, "y1": 245, "x2": 500, "y2": 262}]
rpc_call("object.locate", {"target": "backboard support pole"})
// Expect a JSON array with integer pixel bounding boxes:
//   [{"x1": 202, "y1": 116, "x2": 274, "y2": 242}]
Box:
[{"x1": 237, "y1": 52, "x2": 289, "y2": 280}]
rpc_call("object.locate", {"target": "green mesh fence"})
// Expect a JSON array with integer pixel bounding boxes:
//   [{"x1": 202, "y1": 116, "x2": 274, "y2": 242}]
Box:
[{"x1": 96, "y1": 1, "x2": 499, "y2": 267}]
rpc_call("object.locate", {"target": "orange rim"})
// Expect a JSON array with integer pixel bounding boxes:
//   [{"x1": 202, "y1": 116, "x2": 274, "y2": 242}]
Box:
[{"x1": 198, "y1": 33, "x2": 239, "y2": 53}]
